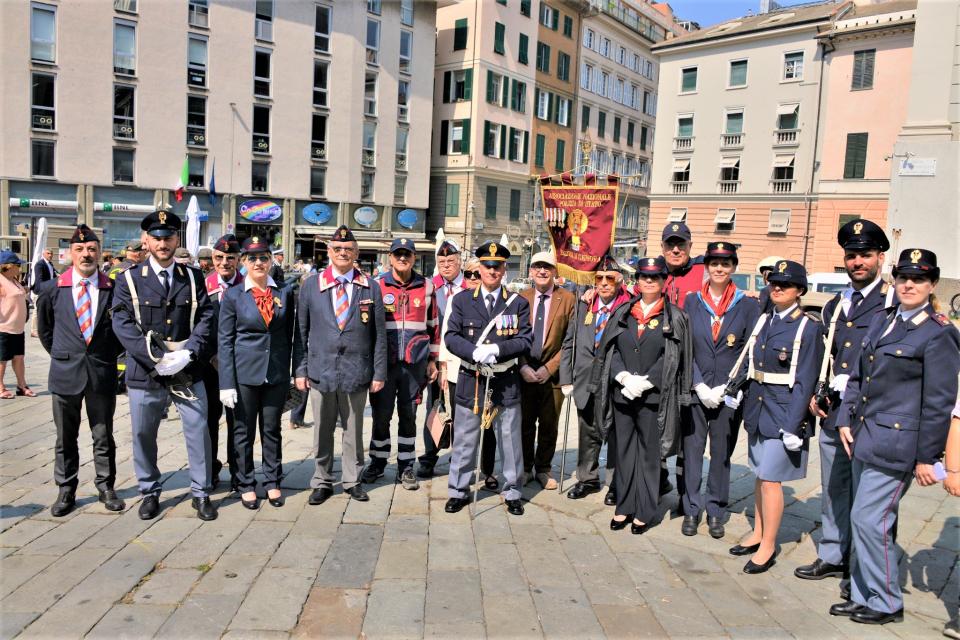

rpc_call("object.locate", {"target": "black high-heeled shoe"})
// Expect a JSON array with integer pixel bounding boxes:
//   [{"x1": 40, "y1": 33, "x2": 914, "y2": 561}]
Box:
[
  {"x1": 267, "y1": 493, "x2": 284, "y2": 508},
  {"x1": 631, "y1": 521, "x2": 647, "y2": 535},
  {"x1": 743, "y1": 551, "x2": 777, "y2": 574},
  {"x1": 610, "y1": 515, "x2": 631, "y2": 531},
  {"x1": 240, "y1": 494, "x2": 259, "y2": 510},
  {"x1": 729, "y1": 542, "x2": 761, "y2": 556}
]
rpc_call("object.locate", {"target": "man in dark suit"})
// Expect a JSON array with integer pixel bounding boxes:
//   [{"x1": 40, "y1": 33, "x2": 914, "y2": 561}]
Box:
[
  {"x1": 295, "y1": 226, "x2": 387, "y2": 505},
  {"x1": 112, "y1": 209, "x2": 218, "y2": 521},
  {"x1": 518, "y1": 251, "x2": 575, "y2": 490},
  {"x1": 37, "y1": 225, "x2": 124, "y2": 517},
  {"x1": 32, "y1": 248, "x2": 57, "y2": 291}
]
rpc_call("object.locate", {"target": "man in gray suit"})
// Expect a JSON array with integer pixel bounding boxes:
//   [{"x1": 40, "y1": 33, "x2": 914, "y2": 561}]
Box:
[{"x1": 295, "y1": 226, "x2": 387, "y2": 504}]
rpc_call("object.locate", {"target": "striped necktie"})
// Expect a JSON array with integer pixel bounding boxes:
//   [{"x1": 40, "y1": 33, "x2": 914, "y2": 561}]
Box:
[
  {"x1": 335, "y1": 276, "x2": 350, "y2": 330},
  {"x1": 594, "y1": 305, "x2": 609, "y2": 349},
  {"x1": 76, "y1": 279, "x2": 94, "y2": 344}
]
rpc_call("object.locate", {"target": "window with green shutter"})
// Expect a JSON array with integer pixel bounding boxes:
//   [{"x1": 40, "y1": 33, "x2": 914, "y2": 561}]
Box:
[
  {"x1": 563, "y1": 15, "x2": 573, "y2": 37},
  {"x1": 729, "y1": 60, "x2": 747, "y2": 87},
  {"x1": 597, "y1": 111, "x2": 606, "y2": 138},
  {"x1": 557, "y1": 51, "x2": 570, "y2": 81},
  {"x1": 534, "y1": 134, "x2": 545, "y2": 167},
  {"x1": 494, "y1": 22, "x2": 505, "y2": 54},
  {"x1": 536, "y1": 42, "x2": 550, "y2": 73},
  {"x1": 520, "y1": 0, "x2": 531, "y2": 17},
  {"x1": 613, "y1": 117, "x2": 621, "y2": 143},
  {"x1": 445, "y1": 183, "x2": 459, "y2": 217},
  {"x1": 843, "y1": 132, "x2": 868, "y2": 179},
  {"x1": 852, "y1": 49, "x2": 875, "y2": 90},
  {"x1": 581, "y1": 105, "x2": 590, "y2": 132},
  {"x1": 677, "y1": 116, "x2": 693, "y2": 138},
  {"x1": 626, "y1": 121, "x2": 634, "y2": 146},
  {"x1": 555, "y1": 139, "x2": 565, "y2": 171},
  {"x1": 551, "y1": 8, "x2": 559, "y2": 30},
  {"x1": 681, "y1": 66, "x2": 697, "y2": 92},
  {"x1": 453, "y1": 18, "x2": 468, "y2": 51},
  {"x1": 519, "y1": 33, "x2": 528, "y2": 64},
  {"x1": 485, "y1": 185, "x2": 497, "y2": 219},
  {"x1": 509, "y1": 190, "x2": 521, "y2": 221},
  {"x1": 640, "y1": 125, "x2": 648, "y2": 150}
]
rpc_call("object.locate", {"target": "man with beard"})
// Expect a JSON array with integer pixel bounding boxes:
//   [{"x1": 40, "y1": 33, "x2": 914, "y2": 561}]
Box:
[
  {"x1": 37, "y1": 225, "x2": 124, "y2": 516},
  {"x1": 795, "y1": 219, "x2": 893, "y2": 595}
]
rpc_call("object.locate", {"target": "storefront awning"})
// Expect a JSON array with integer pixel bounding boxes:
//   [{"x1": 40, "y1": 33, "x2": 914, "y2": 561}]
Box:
[
  {"x1": 773, "y1": 155, "x2": 795, "y2": 168},
  {"x1": 715, "y1": 209, "x2": 736, "y2": 224},
  {"x1": 776, "y1": 104, "x2": 799, "y2": 115}
]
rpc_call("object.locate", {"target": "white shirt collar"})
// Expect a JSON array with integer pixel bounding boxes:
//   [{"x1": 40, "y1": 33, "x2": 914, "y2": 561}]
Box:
[
  {"x1": 774, "y1": 303, "x2": 798, "y2": 319},
  {"x1": 148, "y1": 255, "x2": 175, "y2": 278},
  {"x1": 897, "y1": 302, "x2": 928, "y2": 322},
  {"x1": 445, "y1": 272, "x2": 464, "y2": 288},
  {"x1": 72, "y1": 268, "x2": 96, "y2": 285},
  {"x1": 480, "y1": 285, "x2": 501, "y2": 300},
  {"x1": 844, "y1": 276, "x2": 882, "y2": 301},
  {"x1": 217, "y1": 271, "x2": 238, "y2": 288},
  {"x1": 244, "y1": 275, "x2": 278, "y2": 291},
  {"x1": 331, "y1": 267, "x2": 354, "y2": 282}
]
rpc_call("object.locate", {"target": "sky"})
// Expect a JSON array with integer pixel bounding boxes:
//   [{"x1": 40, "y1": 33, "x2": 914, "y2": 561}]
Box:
[{"x1": 664, "y1": 0, "x2": 828, "y2": 28}]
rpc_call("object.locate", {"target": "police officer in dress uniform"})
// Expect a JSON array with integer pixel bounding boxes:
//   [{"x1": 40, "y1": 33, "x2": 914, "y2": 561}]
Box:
[
  {"x1": 202, "y1": 234, "x2": 244, "y2": 492},
  {"x1": 795, "y1": 219, "x2": 892, "y2": 588},
  {"x1": 828, "y1": 249, "x2": 959, "y2": 625},
  {"x1": 37, "y1": 225, "x2": 124, "y2": 516},
  {"x1": 444, "y1": 241, "x2": 532, "y2": 516},
  {"x1": 112, "y1": 209, "x2": 218, "y2": 521}
]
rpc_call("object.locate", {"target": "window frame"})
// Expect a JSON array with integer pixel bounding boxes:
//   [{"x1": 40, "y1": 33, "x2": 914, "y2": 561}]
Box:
[
  {"x1": 494, "y1": 22, "x2": 505, "y2": 55},
  {"x1": 680, "y1": 66, "x2": 697, "y2": 93},
  {"x1": 783, "y1": 50, "x2": 804, "y2": 81},
  {"x1": 445, "y1": 183, "x2": 460, "y2": 217},
  {"x1": 485, "y1": 185, "x2": 498, "y2": 219},
  {"x1": 366, "y1": 18, "x2": 380, "y2": 65},
  {"x1": 113, "y1": 19, "x2": 137, "y2": 76},
  {"x1": 112, "y1": 147, "x2": 135, "y2": 184},
  {"x1": 113, "y1": 83, "x2": 136, "y2": 140},
  {"x1": 187, "y1": 155, "x2": 205, "y2": 188},
  {"x1": 310, "y1": 166, "x2": 327, "y2": 198},
  {"x1": 186, "y1": 94, "x2": 206, "y2": 147},
  {"x1": 399, "y1": 29, "x2": 413, "y2": 74},
  {"x1": 31, "y1": 139, "x2": 55, "y2": 178},
  {"x1": 728, "y1": 59, "x2": 748, "y2": 88},
  {"x1": 311, "y1": 112, "x2": 327, "y2": 160},
  {"x1": 187, "y1": 34, "x2": 208, "y2": 88},
  {"x1": 251, "y1": 159, "x2": 270, "y2": 193},
  {"x1": 252, "y1": 104, "x2": 271, "y2": 154},
  {"x1": 843, "y1": 132, "x2": 869, "y2": 179},
  {"x1": 314, "y1": 3, "x2": 331, "y2": 53},
  {"x1": 31, "y1": 72, "x2": 56, "y2": 132},
  {"x1": 313, "y1": 60, "x2": 329, "y2": 108},
  {"x1": 851, "y1": 48, "x2": 876, "y2": 90},
  {"x1": 363, "y1": 72, "x2": 378, "y2": 117},
  {"x1": 188, "y1": 0, "x2": 209, "y2": 29},
  {"x1": 400, "y1": 0, "x2": 414, "y2": 26},
  {"x1": 30, "y1": 3, "x2": 57, "y2": 64},
  {"x1": 768, "y1": 208, "x2": 791, "y2": 234},
  {"x1": 254, "y1": 47, "x2": 272, "y2": 98}
]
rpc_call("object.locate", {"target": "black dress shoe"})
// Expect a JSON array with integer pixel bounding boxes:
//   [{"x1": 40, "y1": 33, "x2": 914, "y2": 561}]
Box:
[
  {"x1": 139, "y1": 494, "x2": 160, "y2": 520},
  {"x1": 631, "y1": 521, "x2": 648, "y2": 535},
  {"x1": 445, "y1": 497, "x2": 469, "y2": 513},
  {"x1": 416, "y1": 464, "x2": 434, "y2": 479},
  {"x1": 309, "y1": 487, "x2": 333, "y2": 505},
  {"x1": 729, "y1": 542, "x2": 761, "y2": 556},
  {"x1": 345, "y1": 485, "x2": 369, "y2": 502},
  {"x1": 681, "y1": 514, "x2": 700, "y2": 536},
  {"x1": 604, "y1": 489, "x2": 617, "y2": 506},
  {"x1": 484, "y1": 475, "x2": 500, "y2": 491},
  {"x1": 743, "y1": 553, "x2": 777, "y2": 574},
  {"x1": 829, "y1": 601, "x2": 864, "y2": 617},
  {"x1": 268, "y1": 495, "x2": 284, "y2": 508},
  {"x1": 851, "y1": 607, "x2": 903, "y2": 625},
  {"x1": 360, "y1": 465, "x2": 385, "y2": 483},
  {"x1": 707, "y1": 516, "x2": 725, "y2": 539},
  {"x1": 566, "y1": 482, "x2": 600, "y2": 500},
  {"x1": 192, "y1": 497, "x2": 218, "y2": 521},
  {"x1": 240, "y1": 494, "x2": 259, "y2": 510},
  {"x1": 794, "y1": 558, "x2": 847, "y2": 580},
  {"x1": 51, "y1": 487, "x2": 76, "y2": 517},
  {"x1": 98, "y1": 489, "x2": 126, "y2": 512},
  {"x1": 505, "y1": 499, "x2": 524, "y2": 516},
  {"x1": 610, "y1": 516, "x2": 631, "y2": 531}
]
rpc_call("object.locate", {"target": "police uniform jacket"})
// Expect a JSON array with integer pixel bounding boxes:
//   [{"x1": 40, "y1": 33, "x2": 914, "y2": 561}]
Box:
[
  {"x1": 444, "y1": 286, "x2": 532, "y2": 408},
  {"x1": 819, "y1": 281, "x2": 893, "y2": 430},
  {"x1": 741, "y1": 307, "x2": 823, "y2": 439},
  {"x1": 36, "y1": 271, "x2": 121, "y2": 395},
  {"x1": 112, "y1": 262, "x2": 215, "y2": 390},
  {"x1": 684, "y1": 290, "x2": 760, "y2": 391},
  {"x1": 294, "y1": 268, "x2": 388, "y2": 393},
  {"x1": 837, "y1": 307, "x2": 960, "y2": 473}
]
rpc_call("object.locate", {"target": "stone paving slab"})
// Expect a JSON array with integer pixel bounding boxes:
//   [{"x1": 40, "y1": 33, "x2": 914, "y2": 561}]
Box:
[{"x1": 0, "y1": 337, "x2": 955, "y2": 638}]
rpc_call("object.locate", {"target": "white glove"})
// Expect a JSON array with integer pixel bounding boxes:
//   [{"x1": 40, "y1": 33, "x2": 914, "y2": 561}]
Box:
[
  {"x1": 154, "y1": 350, "x2": 192, "y2": 376},
  {"x1": 695, "y1": 383, "x2": 719, "y2": 409},
  {"x1": 618, "y1": 373, "x2": 652, "y2": 399},
  {"x1": 782, "y1": 431, "x2": 803, "y2": 452},
  {"x1": 220, "y1": 389, "x2": 238, "y2": 409},
  {"x1": 561, "y1": 384, "x2": 573, "y2": 397},
  {"x1": 830, "y1": 374, "x2": 850, "y2": 399},
  {"x1": 710, "y1": 385, "x2": 727, "y2": 407},
  {"x1": 723, "y1": 390, "x2": 742, "y2": 410},
  {"x1": 472, "y1": 344, "x2": 497, "y2": 364}
]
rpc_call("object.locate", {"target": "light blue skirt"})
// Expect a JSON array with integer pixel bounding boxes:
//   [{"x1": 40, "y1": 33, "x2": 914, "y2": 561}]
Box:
[{"x1": 748, "y1": 431, "x2": 808, "y2": 482}]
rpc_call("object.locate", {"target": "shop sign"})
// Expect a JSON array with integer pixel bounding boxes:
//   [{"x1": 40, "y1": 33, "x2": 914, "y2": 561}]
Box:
[
  {"x1": 396, "y1": 208, "x2": 419, "y2": 229},
  {"x1": 353, "y1": 206, "x2": 378, "y2": 228},
  {"x1": 303, "y1": 203, "x2": 333, "y2": 225},
  {"x1": 238, "y1": 199, "x2": 282, "y2": 222},
  {"x1": 898, "y1": 158, "x2": 936, "y2": 176},
  {"x1": 94, "y1": 202, "x2": 155, "y2": 213},
  {"x1": 8, "y1": 197, "x2": 78, "y2": 210}
]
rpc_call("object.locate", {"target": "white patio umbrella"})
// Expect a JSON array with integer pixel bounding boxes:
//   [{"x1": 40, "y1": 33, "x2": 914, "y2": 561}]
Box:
[
  {"x1": 28, "y1": 217, "x2": 48, "y2": 288},
  {"x1": 185, "y1": 195, "x2": 201, "y2": 264}
]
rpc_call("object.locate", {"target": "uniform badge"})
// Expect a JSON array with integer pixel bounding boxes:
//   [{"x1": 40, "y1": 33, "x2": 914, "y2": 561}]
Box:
[
  {"x1": 384, "y1": 293, "x2": 396, "y2": 305},
  {"x1": 726, "y1": 333, "x2": 736, "y2": 347},
  {"x1": 853, "y1": 221, "x2": 863, "y2": 235},
  {"x1": 910, "y1": 249, "x2": 922, "y2": 264},
  {"x1": 361, "y1": 311, "x2": 369, "y2": 323},
  {"x1": 413, "y1": 297, "x2": 422, "y2": 308},
  {"x1": 585, "y1": 311, "x2": 593, "y2": 325},
  {"x1": 778, "y1": 349, "x2": 789, "y2": 363},
  {"x1": 648, "y1": 318, "x2": 659, "y2": 329},
  {"x1": 274, "y1": 297, "x2": 282, "y2": 307}
]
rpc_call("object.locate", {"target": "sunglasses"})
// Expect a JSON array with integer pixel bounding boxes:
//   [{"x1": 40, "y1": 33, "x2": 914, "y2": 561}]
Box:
[
  {"x1": 594, "y1": 274, "x2": 618, "y2": 283},
  {"x1": 392, "y1": 251, "x2": 414, "y2": 259},
  {"x1": 463, "y1": 270, "x2": 481, "y2": 280},
  {"x1": 246, "y1": 255, "x2": 272, "y2": 263}
]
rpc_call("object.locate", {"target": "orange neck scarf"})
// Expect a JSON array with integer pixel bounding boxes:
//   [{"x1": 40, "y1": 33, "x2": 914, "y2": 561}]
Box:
[
  {"x1": 701, "y1": 280, "x2": 737, "y2": 341},
  {"x1": 251, "y1": 286, "x2": 274, "y2": 326},
  {"x1": 629, "y1": 297, "x2": 664, "y2": 338}
]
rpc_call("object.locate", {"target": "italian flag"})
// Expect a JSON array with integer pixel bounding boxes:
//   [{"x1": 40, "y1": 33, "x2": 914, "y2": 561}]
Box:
[{"x1": 174, "y1": 156, "x2": 189, "y2": 202}]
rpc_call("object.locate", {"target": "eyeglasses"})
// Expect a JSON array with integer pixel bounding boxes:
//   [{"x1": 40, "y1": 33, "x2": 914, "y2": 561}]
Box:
[
  {"x1": 246, "y1": 255, "x2": 272, "y2": 263},
  {"x1": 464, "y1": 270, "x2": 481, "y2": 280},
  {"x1": 531, "y1": 264, "x2": 554, "y2": 272},
  {"x1": 213, "y1": 255, "x2": 237, "y2": 262},
  {"x1": 329, "y1": 245, "x2": 355, "y2": 254},
  {"x1": 594, "y1": 274, "x2": 618, "y2": 283}
]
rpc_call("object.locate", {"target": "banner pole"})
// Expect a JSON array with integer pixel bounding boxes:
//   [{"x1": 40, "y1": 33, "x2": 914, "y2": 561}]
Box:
[{"x1": 557, "y1": 281, "x2": 581, "y2": 494}]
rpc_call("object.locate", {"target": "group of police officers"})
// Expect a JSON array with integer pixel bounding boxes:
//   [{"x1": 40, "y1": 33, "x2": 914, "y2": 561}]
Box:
[{"x1": 30, "y1": 207, "x2": 959, "y2": 628}]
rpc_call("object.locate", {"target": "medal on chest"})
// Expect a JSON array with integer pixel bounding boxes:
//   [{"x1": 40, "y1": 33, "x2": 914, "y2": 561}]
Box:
[
  {"x1": 726, "y1": 333, "x2": 736, "y2": 347},
  {"x1": 647, "y1": 318, "x2": 659, "y2": 330},
  {"x1": 778, "y1": 348, "x2": 789, "y2": 363}
]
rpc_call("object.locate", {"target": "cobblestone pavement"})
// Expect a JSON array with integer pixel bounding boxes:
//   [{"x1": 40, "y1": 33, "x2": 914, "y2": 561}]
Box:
[{"x1": 1, "y1": 336, "x2": 956, "y2": 639}]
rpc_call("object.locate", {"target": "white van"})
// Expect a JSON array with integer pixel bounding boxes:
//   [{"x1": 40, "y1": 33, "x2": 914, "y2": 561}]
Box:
[{"x1": 807, "y1": 272, "x2": 849, "y2": 295}]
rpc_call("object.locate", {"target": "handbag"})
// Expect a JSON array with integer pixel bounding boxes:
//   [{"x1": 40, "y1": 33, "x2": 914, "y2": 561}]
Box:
[{"x1": 428, "y1": 389, "x2": 453, "y2": 449}]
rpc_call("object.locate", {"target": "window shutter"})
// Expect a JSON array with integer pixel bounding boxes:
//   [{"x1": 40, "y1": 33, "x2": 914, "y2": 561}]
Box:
[
  {"x1": 486, "y1": 71, "x2": 495, "y2": 102},
  {"x1": 440, "y1": 120, "x2": 449, "y2": 155},
  {"x1": 523, "y1": 131, "x2": 529, "y2": 163},
  {"x1": 510, "y1": 79, "x2": 518, "y2": 110},
  {"x1": 844, "y1": 132, "x2": 868, "y2": 178},
  {"x1": 454, "y1": 18, "x2": 468, "y2": 51},
  {"x1": 535, "y1": 134, "x2": 545, "y2": 166},
  {"x1": 463, "y1": 69, "x2": 473, "y2": 100},
  {"x1": 534, "y1": 88, "x2": 540, "y2": 116},
  {"x1": 483, "y1": 120, "x2": 491, "y2": 155},
  {"x1": 501, "y1": 77, "x2": 509, "y2": 107},
  {"x1": 552, "y1": 8, "x2": 559, "y2": 30},
  {"x1": 461, "y1": 118, "x2": 471, "y2": 154},
  {"x1": 862, "y1": 51, "x2": 874, "y2": 88},
  {"x1": 547, "y1": 93, "x2": 554, "y2": 122},
  {"x1": 500, "y1": 124, "x2": 507, "y2": 158},
  {"x1": 509, "y1": 127, "x2": 517, "y2": 160},
  {"x1": 442, "y1": 71, "x2": 451, "y2": 104},
  {"x1": 555, "y1": 139, "x2": 565, "y2": 171}
]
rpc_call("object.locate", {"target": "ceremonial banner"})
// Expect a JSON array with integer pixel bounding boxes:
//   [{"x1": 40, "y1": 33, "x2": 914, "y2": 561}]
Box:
[{"x1": 540, "y1": 183, "x2": 619, "y2": 284}]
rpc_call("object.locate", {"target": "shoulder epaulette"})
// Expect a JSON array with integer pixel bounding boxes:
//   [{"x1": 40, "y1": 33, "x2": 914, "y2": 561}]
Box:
[
  {"x1": 932, "y1": 312, "x2": 950, "y2": 327},
  {"x1": 790, "y1": 307, "x2": 803, "y2": 320},
  {"x1": 880, "y1": 281, "x2": 890, "y2": 294},
  {"x1": 141, "y1": 265, "x2": 149, "y2": 277},
  {"x1": 911, "y1": 310, "x2": 929, "y2": 326}
]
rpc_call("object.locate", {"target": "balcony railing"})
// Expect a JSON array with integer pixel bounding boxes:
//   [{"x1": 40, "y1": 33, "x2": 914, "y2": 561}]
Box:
[
  {"x1": 774, "y1": 129, "x2": 799, "y2": 146},
  {"x1": 671, "y1": 181, "x2": 689, "y2": 195},
  {"x1": 395, "y1": 154, "x2": 407, "y2": 171},
  {"x1": 252, "y1": 134, "x2": 270, "y2": 154},
  {"x1": 673, "y1": 136, "x2": 694, "y2": 151},
  {"x1": 362, "y1": 150, "x2": 376, "y2": 167},
  {"x1": 771, "y1": 179, "x2": 796, "y2": 194},
  {"x1": 187, "y1": 127, "x2": 206, "y2": 146},
  {"x1": 720, "y1": 133, "x2": 743, "y2": 149},
  {"x1": 114, "y1": 121, "x2": 135, "y2": 139},
  {"x1": 718, "y1": 180, "x2": 740, "y2": 194},
  {"x1": 311, "y1": 143, "x2": 326, "y2": 160}
]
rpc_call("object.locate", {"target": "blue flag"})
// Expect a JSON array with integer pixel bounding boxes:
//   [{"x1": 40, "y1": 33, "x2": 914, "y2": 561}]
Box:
[{"x1": 208, "y1": 158, "x2": 217, "y2": 205}]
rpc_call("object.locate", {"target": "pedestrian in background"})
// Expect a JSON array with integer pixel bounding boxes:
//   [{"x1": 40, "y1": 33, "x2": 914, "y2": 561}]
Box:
[{"x1": 0, "y1": 250, "x2": 33, "y2": 399}]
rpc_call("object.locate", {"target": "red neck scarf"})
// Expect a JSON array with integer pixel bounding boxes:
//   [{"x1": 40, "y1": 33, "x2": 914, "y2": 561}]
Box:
[
  {"x1": 629, "y1": 297, "x2": 664, "y2": 338},
  {"x1": 701, "y1": 280, "x2": 736, "y2": 341},
  {"x1": 251, "y1": 286, "x2": 274, "y2": 326}
]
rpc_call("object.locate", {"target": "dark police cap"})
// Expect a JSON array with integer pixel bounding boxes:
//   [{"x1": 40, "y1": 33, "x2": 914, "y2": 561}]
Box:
[
  {"x1": 70, "y1": 224, "x2": 99, "y2": 244},
  {"x1": 837, "y1": 218, "x2": 889, "y2": 252},
  {"x1": 213, "y1": 234, "x2": 240, "y2": 254},
  {"x1": 140, "y1": 209, "x2": 182, "y2": 237},
  {"x1": 596, "y1": 254, "x2": 621, "y2": 274},
  {"x1": 436, "y1": 240, "x2": 461, "y2": 257},
  {"x1": 241, "y1": 235, "x2": 273, "y2": 255},
  {"x1": 766, "y1": 259, "x2": 808, "y2": 291},
  {"x1": 389, "y1": 237, "x2": 415, "y2": 254},
  {"x1": 331, "y1": 225, "x2": 356, "y2": 243},
  {"x1": 124, "y1": 241, "x2": 143, "y2": 252},
  {"x1": 704, "y1": 241, "x2": 738, "y2": 264},
  {"x1": 892, "y1": 248, "x2": 939, "y2": 280},
  {"x1": 662, "y1": 222, "x2": 692, "y2": 242},
  {"x1": 475, "y1": 241, "x2": 509, "y2": 265},
  {"x1": 636, "y1": 256, "x2": 668, "y2": 277}
]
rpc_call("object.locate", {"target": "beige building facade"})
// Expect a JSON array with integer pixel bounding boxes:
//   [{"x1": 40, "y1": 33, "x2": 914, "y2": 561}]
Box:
[{"x1": 1, "y1": 0, "x2": 436, "y2": 267}]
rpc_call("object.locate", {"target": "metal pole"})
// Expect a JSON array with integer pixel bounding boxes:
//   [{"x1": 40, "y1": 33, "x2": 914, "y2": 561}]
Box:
[{"x1": 557, "y1": 283, "x2": 582, "y2": 493}]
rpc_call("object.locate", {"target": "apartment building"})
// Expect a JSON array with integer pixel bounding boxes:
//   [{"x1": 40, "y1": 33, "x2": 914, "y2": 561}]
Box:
[
  {"x1": 0, "y1": 0, "x2": 436, "y2": 268},
  {"x1": 648, "y1": 1, "x2": 851, "y2": 272},
  {"x1": 575, "y1": 0, "x2": 677, "y2": 266}
]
